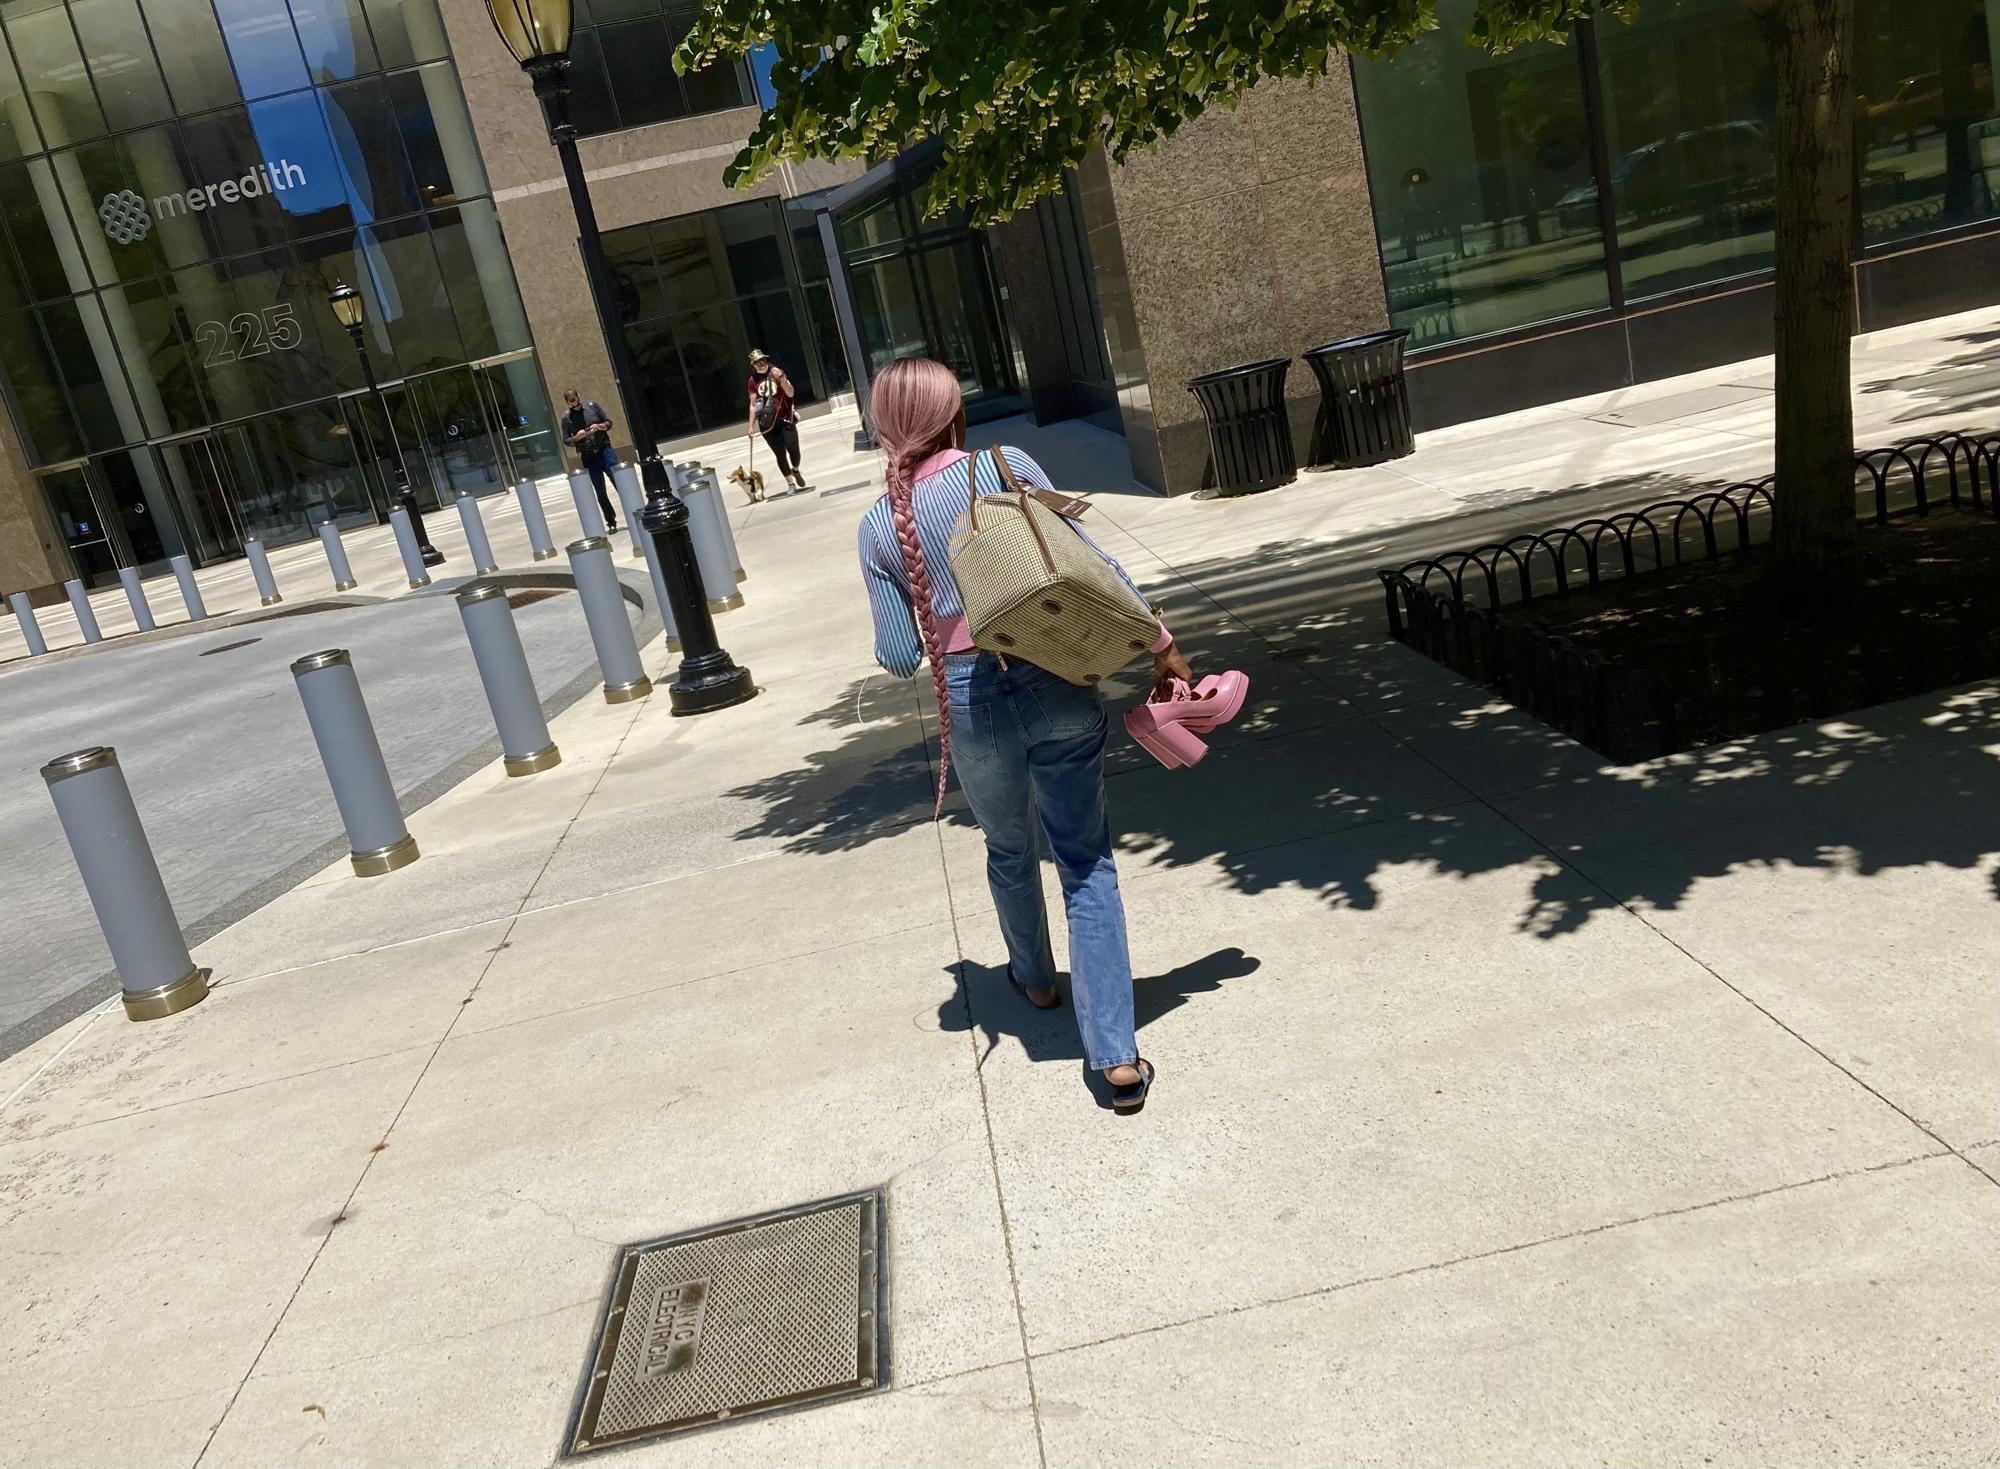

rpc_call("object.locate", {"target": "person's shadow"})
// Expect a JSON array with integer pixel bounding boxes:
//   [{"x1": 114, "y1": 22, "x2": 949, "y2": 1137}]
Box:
[{"x1": 938, "y1": 947, "x2": 1262, "y2": 1106}]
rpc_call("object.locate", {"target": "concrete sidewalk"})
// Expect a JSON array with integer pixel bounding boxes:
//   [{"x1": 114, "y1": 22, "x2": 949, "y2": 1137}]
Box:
[{"x1": 2, "y1": 309, "x2": 1997, "y2": 1467}]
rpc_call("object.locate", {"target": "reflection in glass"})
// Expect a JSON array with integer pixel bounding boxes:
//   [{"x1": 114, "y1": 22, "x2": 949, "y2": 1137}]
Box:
[
  {"x1": 564, "y1": 2, "x2": 753, "y2": 137},
  {"x1": 0, "y1": 306, "x2": 81, "y2": 457},
  {"x1": 357, "y1": 211, "x2": 460, "y2": 373},
  {"x1": 564, "y1": 28, "x2": 619, "y2": 135},
  {"x1": 390, "y1": 65, "x2": 485, "y2": 207},
  {"x1": 1354, "y1": 0, "x2": 1609, "y2": 346},
  {"x1": 43, "y1": 294, "x2": 145, "y2": 451},
  {"x1": 363, "y1": 0, "x2": 447, "y2": 69},
  {"x1": 94, "y1": 445, "x2": 183, "y2": 565},
  {"x1": 140, "y1": 0, "x2": 240, "y2": 112},
  {"x1": 289, "y1": 0, "x2": 377, "y2": 82},
  {"x1": 1594, "y1": 0, "x2": 1777, "y2": 300},
  {"x1": 69, "y1": 0, "x2": 174, "y2": 131},
  {"x1": 0, "y1": 29, "x2": 36, "y2": 161},
  {"x1": 600, "y1": 17, "x2": 687, "y2": 129},
  {"x1": 322, "y1": 76, "x2": 420, "y2": 220},
  {"x1": 210, "y1": 0, "x2": 309, "y2": 101},
  {"x1": 1856, "y1": 0, "x2": 2000, "y2": 245},
  {"x1": 112, "y1": 273, "x2": 209, "y2": 433},
  {"x1": 4, "y1": 0, "x2": 109, "y2": 145},
  {"x1": 0, "y1": 157, "x2": 81, "y2": 303}
]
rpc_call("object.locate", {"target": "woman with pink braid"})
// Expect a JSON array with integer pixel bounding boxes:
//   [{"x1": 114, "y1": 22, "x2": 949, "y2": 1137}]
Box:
[{"x1": 858, "y1": 357, "x2": 1191, "y2": 1113}]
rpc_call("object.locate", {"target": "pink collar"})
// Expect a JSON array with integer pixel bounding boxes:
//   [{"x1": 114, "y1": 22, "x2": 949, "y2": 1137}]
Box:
[{"x1": 912, "y1": 447, "x2": 969, "y2": 483}]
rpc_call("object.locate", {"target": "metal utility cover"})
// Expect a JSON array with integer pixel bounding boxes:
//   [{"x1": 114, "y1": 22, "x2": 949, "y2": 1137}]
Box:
[{"x1": 564, "y1": 1189, "x2": 887, "y2": 1456}]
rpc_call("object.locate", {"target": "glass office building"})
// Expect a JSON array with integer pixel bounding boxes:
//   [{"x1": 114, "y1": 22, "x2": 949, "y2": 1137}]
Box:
[
  {"x1": 1354, "y1": 0, "x2": 2000, "y2": 354},
  {"x1": 0, "y1": 0, "x2": 559, "y2": 585}
]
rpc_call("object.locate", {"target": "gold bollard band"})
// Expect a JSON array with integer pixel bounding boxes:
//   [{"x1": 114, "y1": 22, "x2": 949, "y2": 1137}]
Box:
[
  {"x1": 603, "y1": 676, "x2": 652, "y2": 704},
  {"x1": 351, "y1": 832, "x2": 420, "y2": 877},
  {"x1": 260, "y1": 594, "x2": 284, "y2": 607},
  {"x1": 122, "y1": 966, "x2": 210, "y2": 1021},
  {"x1": 503, "y1": 743, "x2": 562, "y2": 776},
  {"x1": 334, "y1": 578, "x2": 359, "y2": 592}
]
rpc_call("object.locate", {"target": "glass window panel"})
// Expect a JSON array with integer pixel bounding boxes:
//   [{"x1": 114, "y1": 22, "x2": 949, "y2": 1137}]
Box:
[
  {"x1": 0, "y1": 156, "x2": 86, "y2": 302},
  {"x1": 589, "y1": 0, "x2": 655, "y2": 22},
  {"x1": 288, "y1": 0, "x2": 377, "y2": 82},
  {"x1": 111, "y1": 271, "x2": 209, "y2": 431},
  {"x1": 356, "y1": 211, "x2": 459, "y2": 373},
  {"x1": 0, "y1": 307, "x2": 82, "y2": 458},
  {"x1": 1594, "y1": 0, "x2": 1778, "y2": 300},
  {"x1": 166, "y1": 256, "x2": 265, "y2": 419},
  {"x1": 603, "y1": 220, "x2": 663, "y2": 323},
  {"x1": 320, "y1": 76, "x2": 418, "y2": 222},
  {"x1": 287, "y1": 228, "x2": 371, "y2": 392},
  {"x1": 736, "y1": 288, "x2": 814, "y2": 404},
  {"x1": 848, "y1": 251, "x2": 927, "y2": 374},
  {"x1": 390, "y1": 63, "x2": 487, "y2": 208},
  {"x1": 716, "y1": 195, "x2": 785, "y2": 294},
  {"x1": 41, "y1": 293, "x2": 143, "y2": 450},
  {"x1": 210, "y1": 0, "x2": 308, "y2": 101},
  {"x1": 362, "y1": 0, "x2": 446, "y2": 69},
  {"x1": 178, "y1": 95, "x2": 339, "y2": 254},
  {"x1": 426, "y1": 205, "x2": 500, "y2": 356},
  {"x1": 598, "y1": 17, "x2": 685, "y2": 129},
  {"x1": 4, "y1": 0, "x2": 109, "y2": 145},
  {"x1": 1352, "y1": 0, "x2": 1609, "y2": 347},
  {"x1": 626, "y1": 317, "x2": 696, "y2": 438},
  {"x1": 667, "y1": 9, "x2": 750, "y2": 115},
  {"x1": 51, "y1": 134, "x2": 175, "y2": 286},
  {"x1": 0, "y1": 26, "x2": 37, "y2": 160},
  {"x1": 916, "y1": 236, "x2": 1011, "y2": 398},
  {"x1": 564, "y1": 27, "x2": 619, "y2": 135},
  {"x1": 1856, "y1": 0, "x2": 2000, "y2": 246},
  {"x1": 650, "y1": 209, "x2": 724, "y2": 314},
  {"x1": 670, "y1": 299, "x2": 744, "y2": 428},
  {"x1": 69, "y1": 0, "x2": 173, "y2": 130},
  {"x1": 139, "y1": 0, "x2": 240, "y2": 112}
]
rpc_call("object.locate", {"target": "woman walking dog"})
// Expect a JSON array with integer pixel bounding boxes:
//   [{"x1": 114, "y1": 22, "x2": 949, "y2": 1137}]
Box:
[{"x1": 857, "y1": 356, "x2": 1194, "y2": 1113}]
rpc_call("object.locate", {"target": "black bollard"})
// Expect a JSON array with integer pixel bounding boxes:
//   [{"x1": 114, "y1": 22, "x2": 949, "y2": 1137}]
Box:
[{"x1": 638, "y1": 457, "x2": 754, "y2": 715}]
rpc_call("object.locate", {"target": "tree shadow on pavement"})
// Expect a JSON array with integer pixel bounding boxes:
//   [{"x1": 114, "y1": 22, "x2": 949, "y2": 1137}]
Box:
[{"x1": 723, "y1": 487, "x2": 2000, "y2": 940}]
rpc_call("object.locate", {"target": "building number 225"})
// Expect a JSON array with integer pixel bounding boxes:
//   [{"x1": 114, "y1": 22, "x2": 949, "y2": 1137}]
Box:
[{"x1": 193, "y1": 303, "x2": 304, "y2": 368}]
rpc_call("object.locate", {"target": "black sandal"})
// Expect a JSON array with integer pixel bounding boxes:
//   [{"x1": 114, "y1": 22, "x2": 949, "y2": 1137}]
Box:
[
  {"x1": 1110, "y1": 1058, "x2": 1155, "y2": 1114},
  {"x1": 1008, "y1": 971, "x2": 1061, "y2": 1010}
]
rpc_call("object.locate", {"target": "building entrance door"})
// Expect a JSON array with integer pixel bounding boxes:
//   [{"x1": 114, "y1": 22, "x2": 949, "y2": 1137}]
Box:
[
  {"x1": 473, "y1": 351, "x2": 562, "y2": 483},
  {"x1": 37, "y1": 462, "x2": 118, "y2": 588},
  {"x1": 155, "y1": 432, "x2": 247, "y2": 566}
]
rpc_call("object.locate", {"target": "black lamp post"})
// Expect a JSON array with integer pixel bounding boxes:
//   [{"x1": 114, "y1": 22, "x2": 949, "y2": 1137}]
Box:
[
  {"x1": 328, "y1": 282, "x2": 445, "y2": 567},
  {"x1": 483, "y1": 0, "x2": 754, "y2": 715}
]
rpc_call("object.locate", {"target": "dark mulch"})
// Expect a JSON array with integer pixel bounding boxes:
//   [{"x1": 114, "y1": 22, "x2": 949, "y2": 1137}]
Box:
[{"x1": 1496, "y1": 509, "x2": 2000, "y2": 755}]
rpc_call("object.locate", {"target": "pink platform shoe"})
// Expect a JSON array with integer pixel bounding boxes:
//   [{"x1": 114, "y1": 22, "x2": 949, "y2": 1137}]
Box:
[{"x1": 1124, "y1": 671, "x2": 1251, "y2": 769}]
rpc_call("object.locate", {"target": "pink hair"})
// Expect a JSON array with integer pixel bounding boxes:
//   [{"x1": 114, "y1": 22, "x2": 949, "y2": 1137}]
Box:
[{"x1": 871, "y1": 357, "x2": 964, "y2": 816}]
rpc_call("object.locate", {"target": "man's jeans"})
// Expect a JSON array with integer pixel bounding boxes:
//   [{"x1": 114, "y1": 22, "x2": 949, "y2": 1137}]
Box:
[
  {"x1": 582, "y1": 448, "x2": 619, "y2": 524},
  {"x1": 946, "y1": 652, "x2": 1138, "y2": 1072}
]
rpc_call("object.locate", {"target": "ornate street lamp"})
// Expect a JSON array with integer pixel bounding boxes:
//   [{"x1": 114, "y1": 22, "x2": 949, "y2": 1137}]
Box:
[
  {"x1": 327, "y1": 282, "x2": 445, "y2": 567},
  {"x1": 482, "y1": 0, "x2": 754, "y2": 715}
]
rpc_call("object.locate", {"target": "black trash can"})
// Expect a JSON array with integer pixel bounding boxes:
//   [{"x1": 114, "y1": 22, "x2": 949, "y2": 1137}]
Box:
[
  {"x1": 1303, "y1": 329, "x2": 1415, "y2": 469},
  {"x1": 1186, "y1": 357, "x2": 1297, "y2": 497}
]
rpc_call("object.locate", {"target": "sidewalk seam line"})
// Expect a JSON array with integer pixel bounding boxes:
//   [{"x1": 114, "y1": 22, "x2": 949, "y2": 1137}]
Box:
[
  {"x1": 190, "y1": 697, "x2": 650, "y2": 1469},
  {"x1": 931, "y1": 815, "x2": 1048, "y2": 1468},
  {"x1": 1026, "y1": 1146, "x2": 1954, "y2": 1367}
]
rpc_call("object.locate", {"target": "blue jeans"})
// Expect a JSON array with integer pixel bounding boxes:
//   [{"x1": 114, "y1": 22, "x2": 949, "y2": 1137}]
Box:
[
  {"x1": 946, "y1": 652, "x2": 1137, "y2": 1072},
  {"x1": 582, "y1": 449, "x2": 619, "y2": 524}
]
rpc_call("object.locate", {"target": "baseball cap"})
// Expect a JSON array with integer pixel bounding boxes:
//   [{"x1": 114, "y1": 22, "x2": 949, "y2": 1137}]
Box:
[{"x1": 748, "y1": 348, "x2": 769, "y2": 363}]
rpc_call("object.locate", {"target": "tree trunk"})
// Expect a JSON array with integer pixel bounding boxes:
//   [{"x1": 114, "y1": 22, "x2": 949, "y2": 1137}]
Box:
[{"x1": 1752, "y1": 0, "x2": 1861, "y2": 588}]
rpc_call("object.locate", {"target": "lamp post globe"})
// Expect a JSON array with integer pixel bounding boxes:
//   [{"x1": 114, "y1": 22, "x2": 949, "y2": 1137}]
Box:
[
  {"x1": 482, "y1": 0, "x2": 754, "y2": 715},
  {"x1": 326, "y1": 281, "x2": 444, "y2": 566}
]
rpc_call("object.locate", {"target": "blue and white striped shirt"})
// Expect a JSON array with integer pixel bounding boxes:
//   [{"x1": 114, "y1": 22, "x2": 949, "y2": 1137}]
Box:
[{"x1": 859, "y1": 446, "x2": 1151, "y2": 679}]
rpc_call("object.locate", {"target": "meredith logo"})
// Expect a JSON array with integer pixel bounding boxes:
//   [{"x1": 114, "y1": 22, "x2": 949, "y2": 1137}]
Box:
[{"x1": 98, "y1": 159, "x2": 309, "y2": 243}]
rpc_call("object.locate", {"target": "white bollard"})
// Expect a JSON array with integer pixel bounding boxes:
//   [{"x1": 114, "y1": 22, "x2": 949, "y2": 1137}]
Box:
[
  {"x1": 8, "y1": 591, "x2": 48, "y2": 654},
  {"x1": 169, "y1": 554, "x2": 208, "y2": 621},
  {"x1": 318, "y1": 520, "x2": 358, "y2": 592},
  {"x1": 610, "y1": 463, "x2": 646, "y2": 561},
  {"x1": 243, "y1": 540, "x2": 282, "y2": 606},
  {"x1": 64, "y1": 579, "x2": 103, "y2": 641},
  {"x1": 514, "y1": 478, "x2": 559, "y2": 561},
  {"x1": 567, "y1": 470, "x2": 607, "y2": 539},
  {"x1": 117, "y1": 566, "x2": 156, "y2": 631},
  {"x1": 456, "y1": 493, "x2": 499, "y2": 575}
]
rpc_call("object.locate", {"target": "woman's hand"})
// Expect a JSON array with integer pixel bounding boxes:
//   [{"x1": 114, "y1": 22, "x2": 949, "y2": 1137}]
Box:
[{"x1": 1152, "y1": 641, "x2": 1193, "y2": 693}]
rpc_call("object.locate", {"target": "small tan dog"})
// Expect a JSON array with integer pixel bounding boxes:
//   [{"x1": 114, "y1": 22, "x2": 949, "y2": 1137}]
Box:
[{"x1": 727, "y1": 465, "x2": 767, "y2": 504}]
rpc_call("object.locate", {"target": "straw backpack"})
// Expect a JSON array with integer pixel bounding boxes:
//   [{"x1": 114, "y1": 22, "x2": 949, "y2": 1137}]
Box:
[{"x1": 948, "y1": 449, "x2": 1158, "y2": 686}]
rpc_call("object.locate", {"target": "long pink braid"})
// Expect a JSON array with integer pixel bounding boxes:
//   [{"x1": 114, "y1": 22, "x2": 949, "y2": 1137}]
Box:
[{"x1": 871, "y1": 358, "x2": 967, "y2": 817}]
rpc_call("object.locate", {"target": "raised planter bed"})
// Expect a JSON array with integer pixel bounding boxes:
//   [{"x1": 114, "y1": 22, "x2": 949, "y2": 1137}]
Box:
[{"x1": 1377, "y1": 431, "x2": 2000, "y2": 762}]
